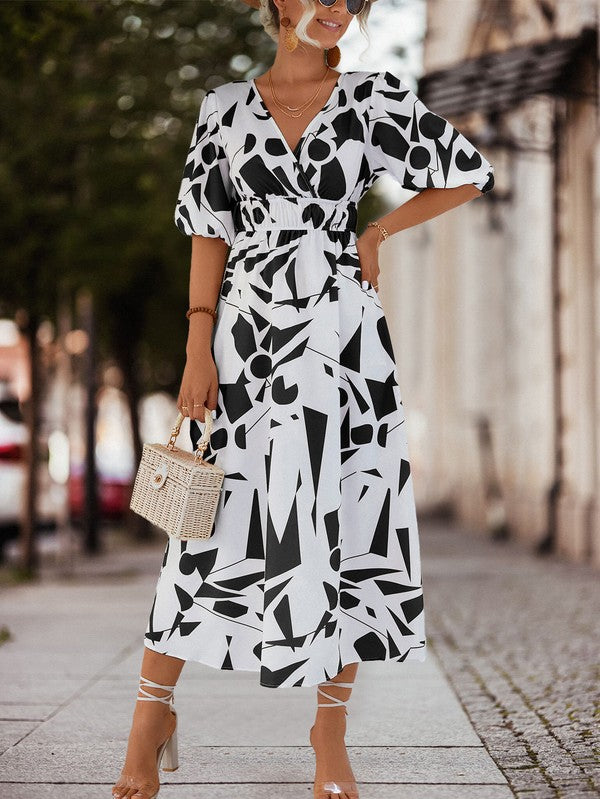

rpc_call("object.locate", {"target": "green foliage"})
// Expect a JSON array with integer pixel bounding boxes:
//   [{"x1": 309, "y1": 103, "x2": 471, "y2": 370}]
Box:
[{"x1": 0, "y1": 0, "x2": 273, "y2": 393}]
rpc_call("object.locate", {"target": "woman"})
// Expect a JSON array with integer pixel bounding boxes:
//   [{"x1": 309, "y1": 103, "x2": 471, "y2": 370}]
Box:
[{"x1": 112, "y1": 0, "x2": 495, "y2": 797}]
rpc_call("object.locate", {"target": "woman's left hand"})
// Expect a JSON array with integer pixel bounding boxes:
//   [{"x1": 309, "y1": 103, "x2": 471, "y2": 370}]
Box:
[{"x1": 356, "y1": 225, "x2": 382, "y2": 290}]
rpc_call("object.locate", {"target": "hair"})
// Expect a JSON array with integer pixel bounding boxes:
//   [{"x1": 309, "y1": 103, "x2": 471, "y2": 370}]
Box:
[{"x1": 257, "y1": 0, "x2": 372, "y2": 55}]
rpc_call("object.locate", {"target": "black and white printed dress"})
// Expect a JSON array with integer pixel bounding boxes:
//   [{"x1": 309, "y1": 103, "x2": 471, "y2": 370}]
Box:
[{"x1": 144, "y1": 70, "x2": 495, "y2": 688}]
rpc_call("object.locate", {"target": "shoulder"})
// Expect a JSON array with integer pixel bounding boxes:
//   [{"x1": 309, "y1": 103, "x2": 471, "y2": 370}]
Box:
[
  {"x1": 330, "y1": 70, "x2": 380, "y2": 112},
  {"x1": 342, "y1": 69, "x2": 380, "y2": 93},
  {"x1": 367, "y1": 70, "x2": 423, "y2": 116},
  {"x1": 198, "y1": 80, "x2": 249, "y2": 119},
  {"x1": 345, "y1": 70, "x2": 398, "y2": 85},
  {"x1": 342, "y1": 70, "x2": 414, "y2": 104},
  {"x1": 370, "y1": 70, "x2": 415, "y2": 96},
  {"x1": 211, "y1": 79, "x2": 250, "y2": 103}
]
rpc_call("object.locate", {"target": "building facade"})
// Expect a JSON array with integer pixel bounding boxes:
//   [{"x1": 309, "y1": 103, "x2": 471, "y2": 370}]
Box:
[{"x1": 380, "y1": 0, "x2": 600, "y2": 566}]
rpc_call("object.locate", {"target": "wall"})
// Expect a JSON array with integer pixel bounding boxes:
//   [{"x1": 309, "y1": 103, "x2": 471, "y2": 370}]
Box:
[{"x1": 379, "y1": 0, "x2": 600, "y2": 565}]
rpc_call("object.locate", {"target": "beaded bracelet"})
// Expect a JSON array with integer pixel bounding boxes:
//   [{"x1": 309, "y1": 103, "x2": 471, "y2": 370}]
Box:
[
  {"x1": 367, "y1": 220, "x2": 389, "y2": 244},
  {"x1": 186, "y1": 305, "x2": 217, "y2": 322}
]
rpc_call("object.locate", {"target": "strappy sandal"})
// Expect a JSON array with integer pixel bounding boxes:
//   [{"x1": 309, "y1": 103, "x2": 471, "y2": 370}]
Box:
[
  {"x1": 310, "y1": 680, "x2": 360, "y2": 798},
  {"x1": 112, "y1": 675, "x2": 179, "y2": 799}
]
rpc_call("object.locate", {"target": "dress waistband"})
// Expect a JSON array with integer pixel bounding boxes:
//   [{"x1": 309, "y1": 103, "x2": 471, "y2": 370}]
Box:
[{"x1": 233, "y1": 196, "x2": 357, "y2": 234}]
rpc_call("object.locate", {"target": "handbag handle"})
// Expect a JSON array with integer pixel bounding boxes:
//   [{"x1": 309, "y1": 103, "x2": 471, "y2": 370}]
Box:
[{"x1": 166, "y1": 406, "x2": 214, "y2": 460}]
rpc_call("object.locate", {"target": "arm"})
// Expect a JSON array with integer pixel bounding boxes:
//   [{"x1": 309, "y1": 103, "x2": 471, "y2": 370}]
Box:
[
  {"x1": 178, "y1": 234, "x2": 229, "y2": 421},
  {"x1": 186, "y1": 234, "x2": 229, "y2": 357},
  {"x1": 174, "y1": 88, "x2": 236, "y2": 421},
  {"x1": 357, "y1": 184, "x2": 483, "y2": 283},
  {"x1": 377, "y1": 183, "x2": 482, "y2": 237},
  {"x1": 361, "y1": 70, "x2": 494, "y2": 280}
]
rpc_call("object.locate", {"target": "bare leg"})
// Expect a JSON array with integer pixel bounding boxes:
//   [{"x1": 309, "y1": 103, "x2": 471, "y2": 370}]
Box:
[
  {"x1": 310, "y1": 662, "x2": 360, "y2": 799},
  {"x1": 111, "y1": 648, "x2": 185, "y2": 799}
]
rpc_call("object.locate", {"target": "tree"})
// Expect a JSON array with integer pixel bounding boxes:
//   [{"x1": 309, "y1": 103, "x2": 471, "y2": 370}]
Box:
[
  {"x1": 0, "y1": 0, "x2": 392, "y2": 567},
  {"x1": 0, "y1": 0, "x2": 273, "y2": 562}
]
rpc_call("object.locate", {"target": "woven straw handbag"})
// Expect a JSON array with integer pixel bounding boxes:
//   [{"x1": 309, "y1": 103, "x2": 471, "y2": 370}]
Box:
[{"x1": 129, "y1": 407, "x2": 225, "y2": 540}]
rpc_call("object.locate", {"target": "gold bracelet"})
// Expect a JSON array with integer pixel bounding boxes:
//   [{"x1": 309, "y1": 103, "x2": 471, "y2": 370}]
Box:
[
  {"x1": 186, "y1": 305, "x2": 217, "y2": 322},
  {"x1": 367, "y1": 220, "x2": 389, "y2": 244}
]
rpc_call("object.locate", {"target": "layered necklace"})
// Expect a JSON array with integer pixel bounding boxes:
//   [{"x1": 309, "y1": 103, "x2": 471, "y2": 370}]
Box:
[{"x1": 267, "y1": 66, "x2": 332, "y2": 119}]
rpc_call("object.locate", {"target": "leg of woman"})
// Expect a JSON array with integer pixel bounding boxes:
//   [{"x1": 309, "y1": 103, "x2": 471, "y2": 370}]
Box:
[
  {"x1": 310, "y1": 662, "x2": 360, "y2": 799},
  {"x1": 112, "y1": 649, "x2": 185, "y2": 799}
]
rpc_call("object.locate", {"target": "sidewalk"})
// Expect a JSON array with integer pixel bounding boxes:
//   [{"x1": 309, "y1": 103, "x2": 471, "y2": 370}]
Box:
[{"x1": 1, "y1": 516, "x2": 591, "y2": 798}]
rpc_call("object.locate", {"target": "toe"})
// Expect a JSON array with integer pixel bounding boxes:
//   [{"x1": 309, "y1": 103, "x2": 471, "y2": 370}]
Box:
[{"x1": 111, "y1": 780, "x2": 126, "y2": 799}]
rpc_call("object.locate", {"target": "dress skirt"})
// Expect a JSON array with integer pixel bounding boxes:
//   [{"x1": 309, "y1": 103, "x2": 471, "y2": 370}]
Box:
[{"x1": 143, "y1": 197, "x2": 426, "y2": 688}]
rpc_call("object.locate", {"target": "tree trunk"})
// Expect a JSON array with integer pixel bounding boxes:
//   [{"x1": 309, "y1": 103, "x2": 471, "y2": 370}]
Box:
[
  {"x1": 118, "y1": 344, "x2": 152, "y2": 541},
  {"x1": 77, "y1": 290, "x2": 100, "y2": 555},
  {"x1": 20, "y1": 312, "x2": 41, "y2": 576}
]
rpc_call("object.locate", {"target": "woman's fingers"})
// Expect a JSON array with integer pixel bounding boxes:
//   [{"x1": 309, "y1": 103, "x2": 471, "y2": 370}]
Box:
[
  {"x1": 177, "y1": 356, "x2": 219, "y2": 420},
  {"x1": 206, "y1": 381, "x2": 218, "y2": 414},
  {"x1": 177, "y1": 394, "x2": 188, "y2": 416},
  {"x1": 178, "y1": 391, "x2": 205, "y2": 419},
  {"x1": 361, "y1": 277, "x2": 379, "y2": 289},
  {"x1": 191, "y1": 397, "x2": 207, "y2": 420},
  {"x1": 356, "y1": 235, "x2": 380, "y2": 288}
]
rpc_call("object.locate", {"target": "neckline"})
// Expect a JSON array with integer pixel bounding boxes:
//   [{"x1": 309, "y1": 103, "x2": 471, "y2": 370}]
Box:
[{"x1": 249, "y1": 71, "x2": 344, "y2": 159}]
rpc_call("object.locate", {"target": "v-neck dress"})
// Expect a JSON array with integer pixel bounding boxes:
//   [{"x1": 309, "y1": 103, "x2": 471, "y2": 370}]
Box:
[{"x1": 143, "y1": 70, "x2": 495, "y2": 689}]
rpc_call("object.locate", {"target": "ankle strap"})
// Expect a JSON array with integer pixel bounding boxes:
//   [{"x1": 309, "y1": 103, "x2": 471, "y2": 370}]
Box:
[
  {"x1": 319, "y1": 681, "x2": 356, "y2": 687},
  {"x1": 316, "y1": 680, "x2": 355, "y2": 712},
  {"x1": 137, "y1": 674, "x2": 177, "y2": 705}
]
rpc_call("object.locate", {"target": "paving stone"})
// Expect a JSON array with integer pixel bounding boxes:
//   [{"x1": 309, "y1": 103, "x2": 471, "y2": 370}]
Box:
[
  {"x1": 0, "y1": 704, "x2": 56, "y2": 721},
  {"x1": 0, "y1": 720, "x2": 39, "y2": 753},
  {"x1": 422, "y1": 519, "x2": 600, "y2": 799}
]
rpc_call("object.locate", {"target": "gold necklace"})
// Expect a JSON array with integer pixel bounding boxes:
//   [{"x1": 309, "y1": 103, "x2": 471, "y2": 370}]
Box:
[
  {"x1": 268, "y1": 67, "x2": 330, "y2": 116},
  {"x1": 268, "y1": 66, "x2": 332, "y2": 119}
]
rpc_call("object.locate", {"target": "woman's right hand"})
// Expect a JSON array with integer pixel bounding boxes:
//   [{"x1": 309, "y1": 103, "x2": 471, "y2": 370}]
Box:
[{"x1": 177, "y1": 349, "x2": 219, "y2": 421}]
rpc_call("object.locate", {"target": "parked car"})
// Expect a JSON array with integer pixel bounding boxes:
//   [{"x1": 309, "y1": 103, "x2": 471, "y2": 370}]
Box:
[
  {"x1": 68, "y1": 385, "x2": 136, "y2": 522},
  {"x1": 0, "y1": 389, "x2": 57, "y2": 558},
  {"x1": 68, "y1": 464, "x2": 133, "y2": 521}
]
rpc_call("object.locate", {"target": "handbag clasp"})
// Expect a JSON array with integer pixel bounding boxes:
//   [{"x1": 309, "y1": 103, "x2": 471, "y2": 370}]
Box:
[{"x1": 150, "y1": 461, "x2": 169, "y2": 490}]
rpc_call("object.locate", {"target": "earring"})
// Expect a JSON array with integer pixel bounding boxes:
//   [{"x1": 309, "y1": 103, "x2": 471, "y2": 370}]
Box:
[
  {"x1": 280, "y1": 6, "x2": 298, "y2": 52},
  {"x1": 326, "y1": 45, "x2": 340, "y2": 67}
]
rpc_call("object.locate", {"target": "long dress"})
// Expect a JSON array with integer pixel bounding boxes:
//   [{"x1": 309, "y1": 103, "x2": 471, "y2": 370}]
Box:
[{"x1": 143, "y1": 69, "x2": 495, "y2": 689}]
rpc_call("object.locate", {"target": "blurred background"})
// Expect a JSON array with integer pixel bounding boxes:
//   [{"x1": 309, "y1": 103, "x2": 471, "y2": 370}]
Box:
[{"x1": 0, "y1": 0, "x2": 598, "y2": 578}]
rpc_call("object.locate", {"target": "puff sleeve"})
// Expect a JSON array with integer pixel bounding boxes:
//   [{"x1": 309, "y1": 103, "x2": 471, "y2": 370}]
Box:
[
  {"x1": 367, "y1": 70, "x2": 495, "y2": 194},
  {"x1": 174, "y1": 89, "x2": 237, "y2": 245}
]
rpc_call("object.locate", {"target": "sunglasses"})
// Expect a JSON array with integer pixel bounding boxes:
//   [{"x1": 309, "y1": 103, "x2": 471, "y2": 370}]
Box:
[{"x1": 316, "y1": 0, "x2": 369, "y2": 16}]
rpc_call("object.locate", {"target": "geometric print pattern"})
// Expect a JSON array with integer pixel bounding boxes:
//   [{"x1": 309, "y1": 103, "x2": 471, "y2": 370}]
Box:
[{"x1": 143, "y1": 70, "x2": 495, "y2": 688}]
